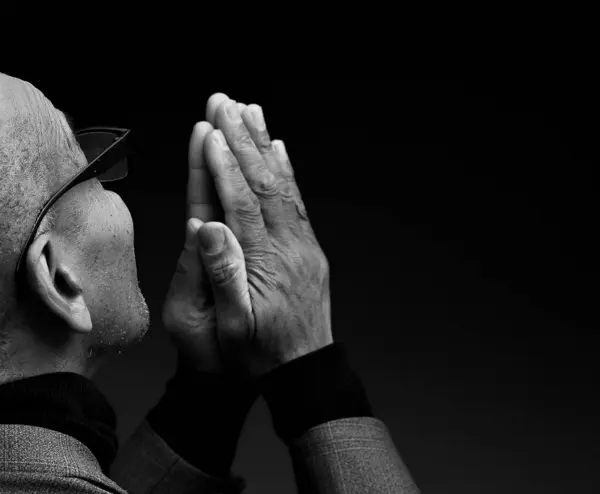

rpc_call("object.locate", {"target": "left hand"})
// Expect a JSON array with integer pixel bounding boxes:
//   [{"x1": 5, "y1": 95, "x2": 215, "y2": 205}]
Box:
[{"x1": 161, "y1": 93, "x2": 246, "y2": 374}]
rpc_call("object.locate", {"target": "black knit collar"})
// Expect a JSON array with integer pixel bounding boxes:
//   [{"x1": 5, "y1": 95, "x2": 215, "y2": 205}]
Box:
[{"x1": 0, "y1": 372, "x2": 118, "y2": 476}]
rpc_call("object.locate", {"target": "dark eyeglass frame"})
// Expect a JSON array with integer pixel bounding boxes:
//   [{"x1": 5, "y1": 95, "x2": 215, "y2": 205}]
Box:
[{"x1": 14, "y1": 126, "x2": 132, "y2": 295}]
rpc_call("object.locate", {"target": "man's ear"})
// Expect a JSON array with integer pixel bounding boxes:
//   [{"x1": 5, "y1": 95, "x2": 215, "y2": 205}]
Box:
[{"x1": 25, "y1": 232, "x2": 92, "y2": 334}]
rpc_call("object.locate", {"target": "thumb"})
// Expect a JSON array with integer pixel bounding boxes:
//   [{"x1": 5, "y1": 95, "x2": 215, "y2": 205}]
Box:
[{"x1": 196, "y1": 221, "x2": 251, "y2": 319}]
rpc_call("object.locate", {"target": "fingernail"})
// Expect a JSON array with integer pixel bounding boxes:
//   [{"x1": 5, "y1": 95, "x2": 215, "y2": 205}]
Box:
[
  {"x1": 199, "y1": 227, "x2": 225, "y2": 254},
  {"x1": 274, "y1": 140, "x2": 287, "y2": 158},
  {"x1": 213, "y1": 130, "x2": 228, "y2": 150},
  {"x1": 251, "y1": 106, "x2": 265, "y2": 130},
  {"x1": 224, "y1": 100, "x2": 241, "y2": 122}
]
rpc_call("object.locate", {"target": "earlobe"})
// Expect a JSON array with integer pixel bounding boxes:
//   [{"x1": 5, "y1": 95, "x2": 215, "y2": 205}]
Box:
[
  {"x1": 69, "y1": 296, "x2": 93, "y2": 334},
  {"x1": 25, "y1": 233, "x2": 93, "y2": 334}
]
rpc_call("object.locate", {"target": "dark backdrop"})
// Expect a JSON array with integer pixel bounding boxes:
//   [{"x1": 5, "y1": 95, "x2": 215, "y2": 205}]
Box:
[{"x1": 7, "y1": 75, "x2": 599, "y2": 493}]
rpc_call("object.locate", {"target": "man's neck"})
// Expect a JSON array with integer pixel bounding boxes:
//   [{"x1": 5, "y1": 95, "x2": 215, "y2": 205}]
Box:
[{"x1": 0, "y1": 350, "x2": 94, "y2": 386}]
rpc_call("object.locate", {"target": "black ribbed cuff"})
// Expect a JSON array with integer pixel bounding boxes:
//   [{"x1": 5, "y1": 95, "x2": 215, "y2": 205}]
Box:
[
  {"x1": 259, "y1": 341, "x2": 374, "y2": 445},
  {"x1": 147, "y1": 358, "x2": 259, "y2": 480}
]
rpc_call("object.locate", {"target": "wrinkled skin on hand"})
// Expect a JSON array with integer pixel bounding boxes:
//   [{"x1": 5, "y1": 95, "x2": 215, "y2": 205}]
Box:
[{"x1": 162, "y1": 93, "x2": 333, "y2": 379}]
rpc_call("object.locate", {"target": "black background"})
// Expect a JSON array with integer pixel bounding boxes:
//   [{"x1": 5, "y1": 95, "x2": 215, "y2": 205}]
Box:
[{"x1": 5, "y1": 75, "x2": 599, "y2": 492}]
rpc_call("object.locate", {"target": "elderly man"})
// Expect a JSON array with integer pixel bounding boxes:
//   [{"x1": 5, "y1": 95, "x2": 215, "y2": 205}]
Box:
[{"x1": 0, "y1": 73, "x2": 419, "y2": 493}]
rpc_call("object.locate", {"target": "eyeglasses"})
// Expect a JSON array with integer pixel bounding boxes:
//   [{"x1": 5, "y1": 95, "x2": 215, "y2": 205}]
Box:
[{"x1": 14, "y1": 126, "x2": 133, "y2": 295}]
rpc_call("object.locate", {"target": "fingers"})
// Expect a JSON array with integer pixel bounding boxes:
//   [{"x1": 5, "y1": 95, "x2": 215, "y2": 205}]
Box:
[
  {"x1": 197, "y1": 222, "x2": 247, "y2": 292},
  {"x1": 205, "y1": 93, "x2": 247, "y2": 127},
  {"x1": 272, "y1": 140, "x2": 309, "y2": 221},
  {"x1": 206, "y1": 93, "x2": 230, "y2": 127},
  {"x1": 204, "y1": 92, "x2": 308, "y2": 237},
  {"x1": 187, "y1": 121, "x2": 222, "y2": 223},
  {"x1": 207, "y1": 93, "x2": 280, "y2": 177},
  {"x1": 212, "y1": 99, "x2": 286, "y2": 231},
  {"x1": 240, "y1": 104, "x2": 282, "y2": 177},
  {"x1": 203, "y1": 128, "x2": 270, "y2": 251},
  {"x1": 196, "y1": 221, "x2": 253, "y2": 344}
]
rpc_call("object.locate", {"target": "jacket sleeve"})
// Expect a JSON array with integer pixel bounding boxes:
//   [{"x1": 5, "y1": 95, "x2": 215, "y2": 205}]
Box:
[
  {"x1": 259, "y1": 341, "x2": 421, "y2": 493},
  {"x1": 109, "y1": 362, "x2": 257, "y2": 494},
  {"x1": 288, "y1": 417, "x2": 420, "y2": 494},
  {"x1": 109, "y1": 419, "x2": 247, "y2": 494},
  {"x1": 111, "y1": 341, "x2": 420, "y2": 494}
]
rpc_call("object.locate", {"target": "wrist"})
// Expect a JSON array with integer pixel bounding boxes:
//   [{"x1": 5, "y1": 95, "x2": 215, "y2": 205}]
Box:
[
  {"x1": 259, "y1": 341, "x2": 374, "y2": 444},
  {"x1": 147, "y1": 356, "x2": 259, "y2": 479},
  {"x1": 274, "y1": 333, "x2": 336, "y2": 372}
]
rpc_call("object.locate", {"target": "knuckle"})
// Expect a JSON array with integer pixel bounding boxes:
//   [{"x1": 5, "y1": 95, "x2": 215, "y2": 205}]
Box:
[
  {"x1": 278, "y1": 179, "x2": 294, "y2": 201},
  {"x1": 211, "y1": 257, "x2": 242, "y2": 286},
  {"x1": 252, "y1": 171, "x2": 279, "y2": 198},
  {"x1": 295, "y1": 198, "x2": 309, "y2": 220},
  {"x1": 233, "y1": 127, "x2": 255, "y2": 148},
  {"x1": 255, "y1": 129, "x2": 272, "y2": 150},
  {"x1": 223, "y1": 154, "x2": 240, "y2": 175},
  {"x1": 236, "y1": 192, "x2": 261, "y2": 217}
]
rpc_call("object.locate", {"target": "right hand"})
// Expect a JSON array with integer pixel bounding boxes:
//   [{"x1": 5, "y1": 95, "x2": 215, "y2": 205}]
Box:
[{"x1": 194, "y1": 93, "x2": 333, "y2": 379}]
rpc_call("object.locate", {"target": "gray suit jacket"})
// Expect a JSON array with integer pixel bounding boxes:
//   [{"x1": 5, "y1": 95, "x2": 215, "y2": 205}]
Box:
[{"x1": 1, "y1": 416, "x2": 419, "y2": 493}]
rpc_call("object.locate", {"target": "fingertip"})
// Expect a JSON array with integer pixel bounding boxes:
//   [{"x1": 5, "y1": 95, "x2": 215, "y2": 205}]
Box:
[
  {"x1": 203, "y1": 128, "x2": 225, "y2": 157},
  {"x1": 193, "y1": 120, "x2": 213, "y2": 135},
  {"x1": 188, "y1": 122, "x2": 214, "y2": 168},
  {"x1": 189, "y1": 217, "x2": 203, "y2": 233},
  {"x1": 184, "y1": 217, "x2": 204, "y2": 248},
  {"x1": 240, "y1": 104, "x2": 254, "y2": 129},
  {"x1": 212, "y1": 99, "x2": 235, "y2": 129},
  {"x1": 272, "y1": 139, "x2": 284, "y2": 155},
  {"x1": 273, "y1": 140, "x2": 292, "y2": 174},
  {"x1": 206, "y1": 92, "x2": 229, "y2": 108},
  {"x1": 206, "y1": 93, "x2": 231, "y2": 125}
]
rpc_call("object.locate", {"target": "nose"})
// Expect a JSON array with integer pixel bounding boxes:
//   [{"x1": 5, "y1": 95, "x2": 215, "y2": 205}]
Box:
[
  {"x1": 105, "y1": 189, "x2": 126, "y2": 209},
  {"x1": 106, "y1": 188, "x2": 134, "y2": 223}
]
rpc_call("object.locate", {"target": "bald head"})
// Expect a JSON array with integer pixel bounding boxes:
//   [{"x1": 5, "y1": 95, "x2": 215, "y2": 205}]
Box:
[
  {"x1": 0, "y1": 73, "x2": 87, "y2": 288},
  {"x1": 0, "y1": 73, "x2": 150, "y2": 381},
  {"x1": 0, "y1": 72, "x2": 86, "y2": 182}
]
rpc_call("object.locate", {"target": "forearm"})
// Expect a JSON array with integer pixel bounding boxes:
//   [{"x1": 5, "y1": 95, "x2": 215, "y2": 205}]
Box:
[
  {"x1": 259, "y1": 341, "x2": 421, "y2": 494},
  {"x1": 146, "y1": 357, "x2": 259, "y2": 480},
  {"x1": 259, "y1": 341, "x2": 374, "y2": 443},
  {"x1": 144, "y1": 341, "x2": 369, "y2": 479},
  {"x1": 145, "y1": 341, "x2": 419, "y2": 493}
]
